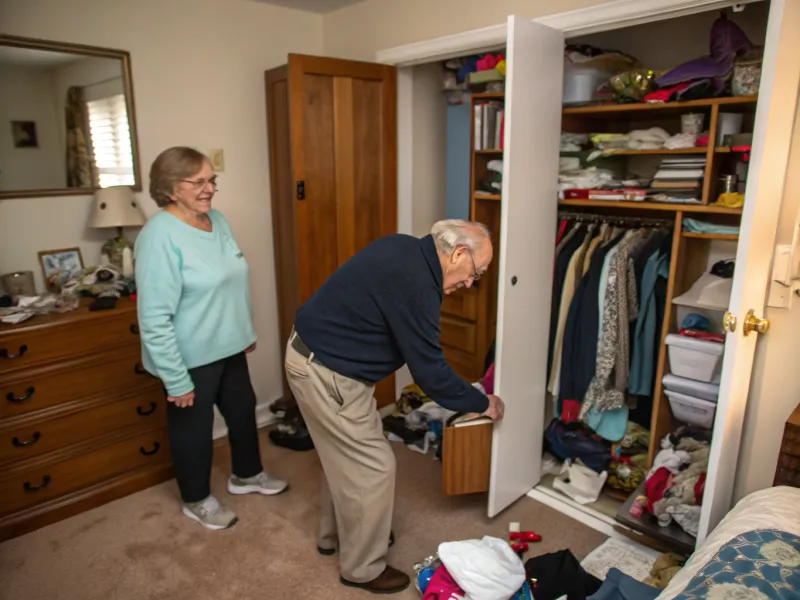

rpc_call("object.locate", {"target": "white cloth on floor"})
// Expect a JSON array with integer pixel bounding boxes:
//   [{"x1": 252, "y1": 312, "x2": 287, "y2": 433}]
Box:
[
  {"x1": 438, "y1": 536, "x2": 526, "y2": 600},
  {"x1": 553, "y1": 460, "x2": 608, "y2": 505},
  {"x1": 405, "y1": 403, "x2": 457, "y2": 430}
]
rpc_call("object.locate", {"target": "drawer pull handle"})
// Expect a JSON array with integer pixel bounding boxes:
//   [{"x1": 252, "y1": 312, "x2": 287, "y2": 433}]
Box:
[
  {"x1": 0, "y1": 345, "x2": 28, "y2": 359},
  {"x1": 136, "y1": 402, "x2": 157, "y2": 416},
  {"x1": 134, "y1": 363, "x2": 147, "y2": 375},
  {"x1": 12, "y1": 432, "x2": 41, "y2": 447},
  {"x1": 23, "y1": 475, "x2": 51, "y2": 492},
  {"x1": 130, "y1": 324, "x2": 139, "y2": 335},
  {"x1": 6, "y1": 387, "x2": 35, "y2": 403},
  {"x1": 140, "y1": 442, "x2": 161, "y2": 456}
]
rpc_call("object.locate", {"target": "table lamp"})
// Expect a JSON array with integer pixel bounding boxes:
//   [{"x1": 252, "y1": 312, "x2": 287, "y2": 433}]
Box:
[{"x1": 88, "y1": 186, "x2": 146, "y2": 277}]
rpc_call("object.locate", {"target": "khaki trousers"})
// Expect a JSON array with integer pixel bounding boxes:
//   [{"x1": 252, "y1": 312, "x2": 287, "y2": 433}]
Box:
[{"x1": 284, "y1": 335, "x2": 395, "y2": 583}]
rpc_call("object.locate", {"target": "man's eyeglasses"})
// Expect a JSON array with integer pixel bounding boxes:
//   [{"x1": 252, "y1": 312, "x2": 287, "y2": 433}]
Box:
[
  {"x1": 181, "y1": 175, "x2": 219, "y2": 190},
  {"x1": 467, "y1": 250, "x2": 482, "y2": 281}
]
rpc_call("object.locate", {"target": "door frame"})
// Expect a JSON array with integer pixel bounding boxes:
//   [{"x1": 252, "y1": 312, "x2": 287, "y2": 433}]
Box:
[{"x1": 375, "y1": 0, "x2": 796, "y2": 537}]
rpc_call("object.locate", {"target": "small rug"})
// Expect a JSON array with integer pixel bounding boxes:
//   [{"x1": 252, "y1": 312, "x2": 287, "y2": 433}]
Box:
[{"x1": 581, "y1": 536, "x2": 661, "y2": 581}]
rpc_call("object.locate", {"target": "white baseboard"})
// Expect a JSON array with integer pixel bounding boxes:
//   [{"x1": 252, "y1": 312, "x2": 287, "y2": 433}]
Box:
[{"x1": 212, "y1": 400, "x2": 278, "y2": 440}]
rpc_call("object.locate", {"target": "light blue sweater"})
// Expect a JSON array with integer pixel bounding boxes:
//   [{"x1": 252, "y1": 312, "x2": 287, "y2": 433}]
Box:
[{"x1": 134, "y1": 209, "x2": 256, "y2": 396}]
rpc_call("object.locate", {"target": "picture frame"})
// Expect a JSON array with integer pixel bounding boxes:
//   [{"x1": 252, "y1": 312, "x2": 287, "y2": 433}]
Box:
[
  {"x1": 11, "y1": 120, "x2": 38, "y2": 148},
  {"x1": 38, "y1": 247, "x2": 84, "y2": 292}
]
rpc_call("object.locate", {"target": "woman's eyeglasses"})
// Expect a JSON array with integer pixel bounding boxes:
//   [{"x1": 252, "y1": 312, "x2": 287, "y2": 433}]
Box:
[{"x1": 181, "y1": 175, "x2": 219, "y2": 190}]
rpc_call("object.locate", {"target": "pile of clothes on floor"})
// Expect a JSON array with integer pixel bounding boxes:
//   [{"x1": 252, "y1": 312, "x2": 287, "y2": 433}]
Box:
[
  {"x1": 633, "y1": 426, "x2": 711, "y2": 537},
  {"x1": 267, "y1": 396, "x2": 315, "y2": 452}
]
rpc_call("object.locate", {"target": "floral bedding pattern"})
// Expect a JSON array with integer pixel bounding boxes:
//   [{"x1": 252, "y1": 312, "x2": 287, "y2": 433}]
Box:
[{"x1": 672, "y1": 529, "x2": 800, "y2": 600}]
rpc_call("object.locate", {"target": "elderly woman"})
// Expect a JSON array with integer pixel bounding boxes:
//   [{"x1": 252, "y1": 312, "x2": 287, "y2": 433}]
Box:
[{"x1": 135, "y1": 146, "x2": 287, "y2": 530}]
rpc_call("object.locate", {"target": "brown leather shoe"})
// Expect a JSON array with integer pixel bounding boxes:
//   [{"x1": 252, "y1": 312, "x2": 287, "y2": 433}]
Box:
[{"x1": 340, "y1": 566, "x2": 410, "y2": 594}]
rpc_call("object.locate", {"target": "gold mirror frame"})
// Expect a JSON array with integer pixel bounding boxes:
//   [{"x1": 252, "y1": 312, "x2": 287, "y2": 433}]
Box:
[{"x1": 0, "y1": 34, "x2": 142, "y2": 199}]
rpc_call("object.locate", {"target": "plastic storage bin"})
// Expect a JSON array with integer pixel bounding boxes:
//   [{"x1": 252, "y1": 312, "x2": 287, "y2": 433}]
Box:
[
  {"x1": 662, "y1": 373, "x2": 720, "y2": 402},
  {"x1": 665, "y1": 334, "x2": 724, "y2": 382},
  {"x1": 664, "y1": 390, "x2": 717, "y2": 429}
]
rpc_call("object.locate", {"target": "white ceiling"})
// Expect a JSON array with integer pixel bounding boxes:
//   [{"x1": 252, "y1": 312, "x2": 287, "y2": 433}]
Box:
[
  {"x1": 251, "y1": 0, "x2": 367, "y2": 14},
  {"x1": 0, "y1": 46, "x2": 81, "y2": 68}
]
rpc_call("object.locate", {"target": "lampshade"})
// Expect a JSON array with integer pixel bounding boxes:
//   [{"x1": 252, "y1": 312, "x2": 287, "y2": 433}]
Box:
[{"x1": 88, "y1": 186, "x2": 146, "y2": 229}]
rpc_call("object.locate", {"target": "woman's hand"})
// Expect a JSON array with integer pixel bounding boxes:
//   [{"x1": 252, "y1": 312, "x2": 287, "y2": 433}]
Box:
[
  {"x1": 167, "y1": 390, "x2": 195, "y2": 408},
  {"x1": 245, "y1": 342, "x2": 257, "y2": 353}
]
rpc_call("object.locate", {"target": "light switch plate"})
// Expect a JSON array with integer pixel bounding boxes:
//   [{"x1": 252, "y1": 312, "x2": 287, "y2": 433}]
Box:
[
  {"x1": 209, "y1": 149, "x2": 225, "y2": 172},
  {"x1": 767, "y1": 244, "x2": 792, "y2": 309}
]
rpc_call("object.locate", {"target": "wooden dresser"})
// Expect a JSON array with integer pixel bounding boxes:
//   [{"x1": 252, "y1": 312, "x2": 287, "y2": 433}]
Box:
[
  {"x1": 0, "y1": 298, "x2": 173, "y2": 541},
  {"x1": 774, "y1": 403, "x2": 800, "y2": 488}
]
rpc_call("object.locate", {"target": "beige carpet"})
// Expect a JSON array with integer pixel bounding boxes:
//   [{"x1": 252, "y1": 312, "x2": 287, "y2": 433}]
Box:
[{"x1": 0, "y1": 431, "x2": 606, "y2": 600}]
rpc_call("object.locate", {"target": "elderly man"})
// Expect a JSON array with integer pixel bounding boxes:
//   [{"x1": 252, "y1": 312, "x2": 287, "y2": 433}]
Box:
[{"x1": 284, "y1": 219, "x2": 505, "y2": 594}]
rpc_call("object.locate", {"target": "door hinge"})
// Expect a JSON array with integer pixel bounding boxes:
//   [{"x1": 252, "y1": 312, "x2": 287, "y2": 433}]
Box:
[{"x1": 296, "y1": 180, "x2": 305, "y2": 200}]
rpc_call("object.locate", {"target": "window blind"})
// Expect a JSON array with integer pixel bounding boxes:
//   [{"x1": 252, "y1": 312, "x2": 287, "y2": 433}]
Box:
[{"x1": 86, "y1": 94, "x2": 134, "y2": 188}]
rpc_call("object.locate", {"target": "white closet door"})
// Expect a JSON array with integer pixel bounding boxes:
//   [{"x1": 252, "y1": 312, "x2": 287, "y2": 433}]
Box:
[
  {"x1": 697, "y1": 0, "x2": 800, "y2": 545},
  {"x1": 488, "y1": 15, "x2": 564, "y2": 518}
]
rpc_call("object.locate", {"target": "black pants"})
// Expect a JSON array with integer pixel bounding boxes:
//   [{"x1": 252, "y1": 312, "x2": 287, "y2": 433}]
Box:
[{"x1": 166, "y1": 352, "x2": 263, "y2": 503}]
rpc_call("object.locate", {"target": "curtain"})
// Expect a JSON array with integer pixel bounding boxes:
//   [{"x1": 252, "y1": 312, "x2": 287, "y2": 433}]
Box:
[{"x1": 65, "y1": 86, "x2": 97, "y2": 188}]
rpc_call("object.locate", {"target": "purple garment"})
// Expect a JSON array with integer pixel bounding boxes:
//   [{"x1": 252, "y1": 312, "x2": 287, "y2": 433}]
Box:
[{"x1": 654, "y1": 13, "x2": 754, "y2": 90}]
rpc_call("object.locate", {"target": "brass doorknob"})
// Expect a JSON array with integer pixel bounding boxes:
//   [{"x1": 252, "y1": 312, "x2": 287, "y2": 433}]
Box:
[
  {"x1": 742, "y1": 309, "x2": 769, "y2": 336},
  {"x1": 722, "y1": 311, "x2": 737, "y2": 333}
]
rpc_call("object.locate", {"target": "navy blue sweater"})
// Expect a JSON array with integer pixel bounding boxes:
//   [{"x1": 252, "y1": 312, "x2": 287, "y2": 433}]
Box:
[{"x1": 294, "y1": 233, "x2": 490, "y2": 414}]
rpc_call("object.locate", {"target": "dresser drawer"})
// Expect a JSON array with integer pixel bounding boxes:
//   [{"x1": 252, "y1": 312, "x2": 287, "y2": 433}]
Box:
[
  {"x1": 1, "y1": 346, "x2": 157, "y2": 420},
  {"x1": 0, "y1": 427, "x2": 170, "y2": 517},
  {"x1": 440, "y1": 316, "x2": 477, "y2": 354},
  {"x1": 0, "y1": 388, "x2": 166, "y2": 466},
  {"x1": 0, "y1": 309, "x2": 139, "y2": 373},
  {"x1": 441, "y1": 288, "x2": 478, "y2": 321}
]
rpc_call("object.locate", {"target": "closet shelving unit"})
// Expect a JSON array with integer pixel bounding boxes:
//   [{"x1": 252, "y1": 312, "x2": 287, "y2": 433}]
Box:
[{"x1": 444, "y1": 90, "x2": 757, "y2": 540}]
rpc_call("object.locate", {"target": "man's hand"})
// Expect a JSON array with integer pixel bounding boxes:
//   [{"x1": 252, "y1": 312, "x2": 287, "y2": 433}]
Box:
[
  {"x1": 167, "y1": 390, "x2": 195, "y2": 408},
  {"x1": 482, "y1": 394, "x2": 505, "y2": 421}
]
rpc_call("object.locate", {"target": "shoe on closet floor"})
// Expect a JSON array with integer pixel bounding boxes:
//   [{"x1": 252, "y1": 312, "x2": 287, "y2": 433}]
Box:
[
  {"x1": 182, "y1": 495, "x2": 238, "y2": 530},
  {"x1": 227, "y1": 471, "x2": 289, "y2": 496},
  {"x1": 340, "y1": 565, "x2": 410, "y2": 595},
  {"x1": 318, "y1": 530, "x2": 395, "y2": 556}
]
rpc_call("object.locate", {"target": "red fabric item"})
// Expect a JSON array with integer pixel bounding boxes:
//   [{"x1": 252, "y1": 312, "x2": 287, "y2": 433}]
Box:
[
  {"x1": 422, "y1": 565, "x2": 465, "y2": 600},
  {"x1": 644, "y1": 467, "x2": 673, "y2": 513},
  {"x1": 643, "y1": 82, "x2": 691, "y2": 103},
  {"x1": 696, "y1": 134, "x2": 709, "y2": 146},
  {"x1": 556, "y1": 219, "x2": 568, "y2": 245},
  {"x1": 695, "y1": 472, "x2": 706, "y2": 504},
  {"x1": 560, "y1": 399, "x2": 581, "y2": 424},
  {"x1": 678, "y1": 329, "x2": 725, "y2": 343},
  {"x1": 482, "y1": 363, "x2": 495, "y2": 395}
]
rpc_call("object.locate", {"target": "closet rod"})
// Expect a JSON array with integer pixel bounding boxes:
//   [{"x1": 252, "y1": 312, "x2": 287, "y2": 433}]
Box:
[{"x1": 557, "y1": 211, "x2": 673, "y2": 227}]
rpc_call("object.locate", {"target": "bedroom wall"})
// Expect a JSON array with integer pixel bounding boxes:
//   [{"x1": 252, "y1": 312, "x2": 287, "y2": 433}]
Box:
[{"x1": 0, "y1": 0, "x2": 324, "y2": 433}]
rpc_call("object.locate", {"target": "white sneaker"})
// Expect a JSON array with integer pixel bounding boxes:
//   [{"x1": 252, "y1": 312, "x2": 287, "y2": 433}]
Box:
[
  {"x1": 227, "y1": 471, "x2": 288, "y2": 496},
  {"x1": 182, "y1": 495, "x2": 238, "y2": 530}
]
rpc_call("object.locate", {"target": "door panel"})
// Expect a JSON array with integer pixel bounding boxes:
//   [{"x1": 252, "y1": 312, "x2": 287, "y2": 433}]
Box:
[
  {"x1": 697, "y1": 0, "x2": 800, "y2": 545},
  {"x1": 488, "y1": 16, "x2": 564, "y2": 518},
  {"x1": 288, "y1": 54, "x2": 398, "y2": 408}
]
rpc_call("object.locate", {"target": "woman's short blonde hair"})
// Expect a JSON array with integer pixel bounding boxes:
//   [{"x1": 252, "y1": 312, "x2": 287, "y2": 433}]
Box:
[{"x1": 149, "y1": 146, "x2": 209, "y2": 207}]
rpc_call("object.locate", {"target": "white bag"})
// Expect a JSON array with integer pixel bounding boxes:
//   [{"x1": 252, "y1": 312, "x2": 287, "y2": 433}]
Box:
[{"x1": 438, "y1": 535, "x2": 526, "y2": 600}]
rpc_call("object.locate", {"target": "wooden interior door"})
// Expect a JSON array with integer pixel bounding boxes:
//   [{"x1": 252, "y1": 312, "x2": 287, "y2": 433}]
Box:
[
  {"x1": 488, "y1": 16, "x2": 564, "y2": 518},
  {"x1": 287, "y1": 54, "x2": 398, "y2": 407},
  {"x1": 696, "y1": 0, "x2": 800, "y2": 545}
]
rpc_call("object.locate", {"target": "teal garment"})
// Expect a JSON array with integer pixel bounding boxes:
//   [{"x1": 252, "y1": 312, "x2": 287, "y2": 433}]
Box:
[
  {"x1": 586, "y1": 404, "x2": 628, "y2": 442},
  {"x1": 134, "y1": 209, "x2": 256, "y2": 396},
  {"x1": 682, "y1": 217, "x2": 740, "y2": 235},
  {"x1": 628, "y1": 249, "x2": 670, "y2": 395}
]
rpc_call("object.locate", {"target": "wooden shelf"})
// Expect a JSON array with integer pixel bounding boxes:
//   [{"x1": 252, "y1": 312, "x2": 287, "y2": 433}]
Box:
[
  {"x1": 563, "y1": 95, "x2": 757, "y2": 115},
  {"x1": 473, "y1": 92, "x2": 505, "y2": 100},
  {"x1": 475, "y1": 149, "x2": 503, "y2": 155},
  {"x1": 558, "y1": 199, "x2": 742, "y2": 214},
  {"x1": 682, "y1": 232, "x2": 739, "y2": 241},
  {"x1": 601, "y1": 147, "x2": 708, "y2": 155},
  {"x1": 474, "y1": 193, "x2": 501, "y2": 201}
]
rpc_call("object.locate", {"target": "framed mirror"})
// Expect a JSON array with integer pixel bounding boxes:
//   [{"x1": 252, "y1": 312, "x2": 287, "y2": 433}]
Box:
[{"x1": 0, "y1": 34, "x2": 141, "y2": 199}]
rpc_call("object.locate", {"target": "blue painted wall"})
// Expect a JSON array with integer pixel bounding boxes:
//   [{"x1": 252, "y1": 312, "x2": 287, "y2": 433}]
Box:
[{"x1": 445, "y1": 96, "x2": 471, "y2": 220}]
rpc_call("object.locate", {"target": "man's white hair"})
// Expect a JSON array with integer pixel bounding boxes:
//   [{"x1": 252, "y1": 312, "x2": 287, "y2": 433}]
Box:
[{"x1": 430, "y1": 219, "x2": 491, "y2": 254}]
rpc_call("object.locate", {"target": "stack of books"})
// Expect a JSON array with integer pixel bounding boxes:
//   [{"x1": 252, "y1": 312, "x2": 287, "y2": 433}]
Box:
[
  {"x1": 649, "y1": 157, "x2": 706, "y2": 201},
  {"x1": 473, "y1": 101, "x2": 504, "y2": 151}
]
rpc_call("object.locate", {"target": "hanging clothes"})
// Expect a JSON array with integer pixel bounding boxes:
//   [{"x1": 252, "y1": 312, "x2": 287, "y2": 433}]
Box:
[
  {"x1": 581, "y1": 230, "x2": 646, "y2": 419},
  {"x1": 547, "y1": 224, "x2": 598, "y2": 397},
  {"x1": 558, "y1": 230, "x2": 627, "y2": 417},
  {"x1": 548, "y1": 227, "x2": 585, "y2": 374}
]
